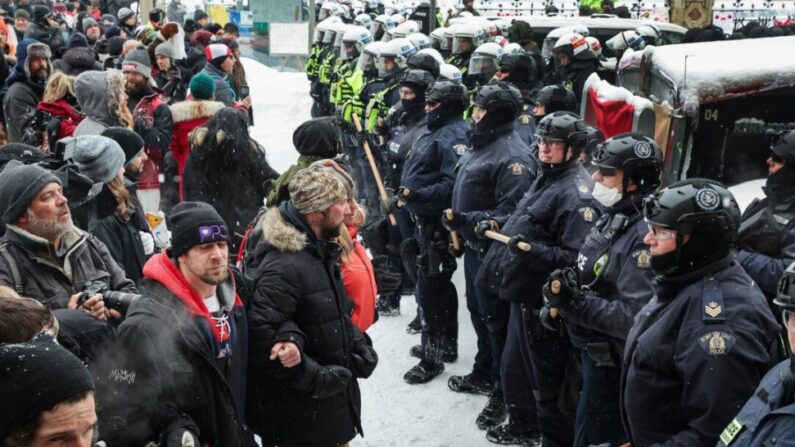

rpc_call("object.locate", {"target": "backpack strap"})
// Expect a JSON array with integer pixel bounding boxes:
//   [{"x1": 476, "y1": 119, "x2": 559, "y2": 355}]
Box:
[{"x1": 0, "y1": 242, "x2": 24, "y2": 296}]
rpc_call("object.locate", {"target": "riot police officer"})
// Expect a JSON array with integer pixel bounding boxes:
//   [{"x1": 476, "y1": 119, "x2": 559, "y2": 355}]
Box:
[
  {"x1": 717, "y1": 263, "x2": 795, "y2": 446},
  {"x1": 442, "y1": 82, "x2": 538, "y2": 430},
  {"x1": 540, "y1": 133, "x2": 662, "y2": 447},
  {"x1": 476, "y1": 111, "x2": 597, "y2": 446},
  {"x1": 399, "y1": 80, "x2": 471, "y2": 384},
  {"x1": 552, "y1": 32, "x2": 600, "y2": 106},
  {"x1": 532, "y1": 84, "x2": 577, "y2": 123},
  {"x1": 622, "y1": 179, "x2": 781, "y2": 446},
  {"x1": 737, "y1": 129, "x2": 795, "y2": 299},
  {"x1": 493, "y1": 52, "x2": 541, "y2": 146}
]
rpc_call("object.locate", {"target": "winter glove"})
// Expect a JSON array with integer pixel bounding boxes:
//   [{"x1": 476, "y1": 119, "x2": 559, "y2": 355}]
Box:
[
  {"x1": 539, "y1": 305, "x2": 565, "y2": 333},
  {"x1": 372, "y1": 256, "x2": 401, "y2": 296},
  {"x1": 475, "y1": 220, "x2": 496, "y2": 240},
  {"x1": 350, "y1": 334, "x2": 378, "y2": 378},
  {"x1": 387, "y1": 194, "x2": 405, "y2": 212},
  {"x1": 448, "y1": 239, "x2": 464, "y2": 258},
  {"x1": 160, "y1": 22, "x2": 180, "y2": 40},
  {"x1": 507, "y1": 234, "x2": 532, "y2": 258},
  {"x1": 441, "y1": 210, "x2": 460, "y2": 232},
  {"x1": 542, "y1": 267, "x2": 583, "y2": 312},
  {"x1": 163, "y1": 428, "x2": 201, "y2": 447},
  {"x1": 397, "y1": 186, "x2": 414, "y2": 201},
  {"x1": 166, "y1": 66, "x2": 182, "y2": 82},
  {"x1": 139, "y1": 231, "x2": 155, "y2": 255},
  {"x1": 312, "y1": 365, "x2": 353, "y2": 399}
]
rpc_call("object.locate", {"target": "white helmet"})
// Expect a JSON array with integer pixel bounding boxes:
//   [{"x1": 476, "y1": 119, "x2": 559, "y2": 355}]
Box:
[
  {"x1": 439, "y1": 63, "x2": 463, "y2": 82},
  {"x1": 407, "y1": 32, "x2": 432, "y2": 50},
  {"x1": 584, "y1": 36, "x2": 602, "y2": 57},
  {"x1": 332, "y1": 23, "x2": 351, "y2": 48},
  {"x1": 430, "y1": 27, "x2": 448, "y2": 51},
  {"x1": 606, "y1": 30, "x2": 646, "y2": 52},
  {"x1": 636, "y1": 24, "x2": 664, "y2": 45},
  {"x1": 323, "y1": 20, "x2": 348, "y2": 45},
  {"x1": 553, "y1": 32, "x2": 590, "y2": 59},
  {"x1": 318, "y1": 2, "x2": 340, "y2": 21},
  {"x1": 338, "y1": 4, "x2": 351, "y2": 20},
  {"x1": 341, "y1": 25, "x2": 374, "y2": 60},
  {"x1": 469, "y1": 42, "x2": 504, "y2": 84},
  {"x1": 314, "y1": 16, "x2": 343, "y2": 43},
  {"x1": 391, "y1": 13, "x2": 406, "y2": 25},
  {"x1": 357, "y1": 40, "x2": 386, "y2": 74},
  {"x1": 371, "y1": 14, "x2": 397, "y2": 38},
  {"x1": 502, "y1": 42, "x2": 524, "y2": 55},
  {"x1": 354, "y1": 13, "x2": 373, "y2": 28},
  {"x1": 481, "y1": 21, "x2": 500, "y2": 42},
  {"x1": 391, "y1": 20, "x2": 420, "y2": 39},
  {"x1": 417, "y1": 47, "x2": 444, "y2": 64},
  {"x1": 377, "y1": 37, "x2": 417, "y2": 77},
  {"x1": 452, "y1": 22, "x2": 486, "y2": 55},
  {"x1": 493, "y1": 19, "x2": 511, "y2": 36}
]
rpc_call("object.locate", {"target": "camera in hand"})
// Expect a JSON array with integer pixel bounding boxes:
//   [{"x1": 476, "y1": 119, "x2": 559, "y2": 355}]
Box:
[{"x1": 77, "y1": 280, "x2": 142, "y2": 316}]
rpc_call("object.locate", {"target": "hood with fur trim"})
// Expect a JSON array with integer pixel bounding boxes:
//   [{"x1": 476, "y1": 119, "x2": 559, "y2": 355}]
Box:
[
  {"x1": 74, "y1": 69, "x2": 126, "y2": 127},
  {"x1": 169, "y1": 99, "x2": 225, "y2": 124},
  {"x1": 259, "y1": 204, "x2": 307, "y2": 253}
]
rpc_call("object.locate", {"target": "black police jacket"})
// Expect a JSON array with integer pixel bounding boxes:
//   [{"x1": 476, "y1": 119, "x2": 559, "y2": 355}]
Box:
[
  {"x1": 384, "y1": 109, "x2": 426, "y2": 190},
  {"x1": 565, "y1": 202, "x2": 655, "y2": 350},
  {"x1": 621, "y1": 256, "x2": 780, "y2": 447},
  {"x1": 400, "y1": 116, "x2": 470, "y2": 218},
  {"x1": 451, "y1": 122, "x2": 537, "y2": 245},
  {"x1": 477, "y1": 161, "x2": 597, "y2": 305}
]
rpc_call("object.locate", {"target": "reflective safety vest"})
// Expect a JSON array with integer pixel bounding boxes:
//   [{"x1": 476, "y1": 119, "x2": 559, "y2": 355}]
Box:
[
  {"x1": 305, "y1": 44, "x2": 322, "y2": 79},
  {"x1": 364, "y1": 82, "x2": 398, "y2": 133},
  {"x1": 330, "y1": 59, "x2": 356, "y2": 104},
  {"x1": 318, "y1": 50, "x2": 337, "y2": 85},
  {"x1": 336, "y1": 65, "x2": 364, "y2": 117}
]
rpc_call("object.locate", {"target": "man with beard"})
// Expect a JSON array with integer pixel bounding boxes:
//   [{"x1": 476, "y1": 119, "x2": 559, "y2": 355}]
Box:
[
  {"x1": 248, "y1": 167, "x2": 378, "y2": 446},
  {"x1": 13, "y1": 9, "x2": 29, "y2": 42},
  {"x1": 3, "y1": 39, "x2": 52, "y2": 143},
  {"x1": 123, "y1": 47, "x2": 173, "y2": 213},
  {"x1": 97, "y1": 201, "x2": 256, "y2": 446},
  {"x1": 0, "y1": 161, "x2": 136, "y2": 360}
]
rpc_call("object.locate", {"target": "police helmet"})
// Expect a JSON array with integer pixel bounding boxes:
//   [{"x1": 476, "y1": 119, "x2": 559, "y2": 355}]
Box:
[
  {"x1": 400, "y1": 69, "x2": 436, "y2": 94},
  {"x1": 534, "y1": 85, "x2": 577, "y2": 114},
  {"x1": 406, "y1": 51, "x2": 441, "y2": 78},
  {"x1": 472, "y1": 81, "x2": 524, "y2": 128},
  {"x1": 771, "y1": 129, "x2": 795, "y2": 163},
  {"x1": 775, "y1": 263, "x2": 795, "y2": 310},
  {"x1": 592, "y1": 133, "x2": 663, "y2": 194},
  {"x1": 535, "y1": 111, "x2": 588, "y2": 154},
  {"x1": 498, "y1": 52, "x2": 538, "y2": 91},
  {"x1": 439, "y1": 63, "x2": 463, "y2": 82},
  {"x1": 426, "y1": 80, "x2": 469, "y2": 110},
  {"x1": 642, "y1": 178, "x2": 741, "y2": 276}
]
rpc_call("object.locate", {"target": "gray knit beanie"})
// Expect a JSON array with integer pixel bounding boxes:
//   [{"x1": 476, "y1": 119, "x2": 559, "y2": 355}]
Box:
[
  {"x1": 71, "y1": 135, "x2": 126, "y2": 184},
  {"x1": 0, "y1": 160, "x2": 61, "y2": 224},
  {"x1": 122, "y1": 48, "x2": 152, "y2": 80}
]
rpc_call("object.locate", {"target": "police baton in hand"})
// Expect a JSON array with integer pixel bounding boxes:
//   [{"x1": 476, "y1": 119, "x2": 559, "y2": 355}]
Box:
[
  {"x1": 444, "y1": 209, "x2": 462, "y2": 252},
  {"x1": 483, "y1": 230, "x2": 532, "y2": 252},
  {"x1": 549, "y1": 280, "x2": 561, "y2": 319},
  {"x1": 352, "y1": 113, "x2": 398, "y2": 226}
]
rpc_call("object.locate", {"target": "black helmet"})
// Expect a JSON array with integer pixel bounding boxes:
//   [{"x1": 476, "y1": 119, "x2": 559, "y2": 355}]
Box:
[
  {"x1": 498, "y1": 52, "x2": 538, "y2": 91},
  {"x1": 535, "y1": 111, "x2": 587, "y2": 153},
  {"x1": 584, "y1": 125, "x2": 605, "y2": 158},
  {"x1": 774, "y1": 263, "x2": 795, "y2": 310},
  {"x1": 426, "y1": 80, "x2": 469, "y2": 109},
  {"x1": 771, "y1": 129, "x2": 795, "y2": 163},
  {"x1": 472, "y1": 81, "x2": 523, "y2": 129},
  {"x1": 592, "y1": 133, "x2": 663, "y2": 194},
  {"x1": 534, "y1": 85, "x2": 577, "y2": 115},
  {"x1": 406, "y1": 52, "x2": 441, "y2": 78},
  {"x1": 400, "y1": 69, "x2": 436, "y2": 111},
  {"x1": 642, "y1": 178, "x2": 741, "y2": 276}
]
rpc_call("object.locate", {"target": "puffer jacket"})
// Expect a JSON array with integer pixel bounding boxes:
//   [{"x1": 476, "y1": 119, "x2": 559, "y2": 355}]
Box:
[
  {"x1": 340, "y1": 224, "x2": 377, "y2": 332},
  {"x1": 247, "y1": 202, "x2": 378, "y2": 447}
]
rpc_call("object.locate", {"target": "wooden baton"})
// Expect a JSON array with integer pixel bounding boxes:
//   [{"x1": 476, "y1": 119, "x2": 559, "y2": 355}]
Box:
[
  {"x1": 484, "y1": 230, "x2": 532, "y2": 252},
  {"x1": 444, "y1": 209, "x2": 462, "y2": 252},
  {"x1": 549, "y1": 280, "x2": 561, "y2": 319},
  {"x1": 351, "y1": 113, "x2": 398, "y2": 226}
]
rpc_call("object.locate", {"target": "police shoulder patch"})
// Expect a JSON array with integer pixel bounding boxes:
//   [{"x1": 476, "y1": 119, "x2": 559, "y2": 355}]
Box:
[
  {"x1": 698, "y1": 330, "x2": 736, "y2": 356},
  {"x1": 719, "y1": 418, "x2": 744, "y2": 446},
  {"x1": 578, "y1": 207, "x2": 595, "y2": 222},
  {"x1": 573, "y1": 176, "x2": 591, "y2": 198},
  {"x1": 453, "y1": 144, "x2": 469, "y2": 155},
  {"x1": 508, "y1": 162, "x2": 525, "y2": 176},
  {"x1": 632, "y1": 249, "x2": 651, "y2": 269}
]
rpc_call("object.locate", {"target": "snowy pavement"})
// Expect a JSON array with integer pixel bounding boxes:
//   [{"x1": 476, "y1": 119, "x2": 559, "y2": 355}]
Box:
[{"x1": 243, "y1": 58, "x2": 495, "y2": 446}]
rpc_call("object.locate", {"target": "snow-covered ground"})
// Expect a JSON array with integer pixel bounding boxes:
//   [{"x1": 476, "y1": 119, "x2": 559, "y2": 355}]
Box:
[{"x1": 243, "y1": 57, "x2": 494, "y2": 446}]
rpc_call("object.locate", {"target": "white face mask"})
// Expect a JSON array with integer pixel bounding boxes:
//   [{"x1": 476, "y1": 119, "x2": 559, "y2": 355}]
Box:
[{"x1": 592, "y1": 181, "x2": 623, "y2": 207}]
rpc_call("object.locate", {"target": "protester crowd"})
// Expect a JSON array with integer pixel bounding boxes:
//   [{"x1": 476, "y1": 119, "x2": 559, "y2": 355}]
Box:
[{"x1": 1, "y1": 0, "x2": 795, "y2": 447}]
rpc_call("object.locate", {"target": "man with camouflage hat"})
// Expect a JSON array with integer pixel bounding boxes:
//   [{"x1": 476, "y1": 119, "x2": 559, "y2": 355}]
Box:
[{"x1": 248, "y1": 167, "x2": 378, "y2": 446}]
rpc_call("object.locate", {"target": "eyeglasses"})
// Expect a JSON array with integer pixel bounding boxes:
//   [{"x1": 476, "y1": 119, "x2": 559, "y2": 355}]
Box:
[{"x1": 647, "y1": 224, "x2": 676, "y2": 241}]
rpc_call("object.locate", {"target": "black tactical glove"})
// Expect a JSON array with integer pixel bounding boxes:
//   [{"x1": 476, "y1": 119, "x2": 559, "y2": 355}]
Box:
[
  {"x1": 542, "y1": 267, "x2": 583, "y2": 311},
  {"x1": 475, "y1": 220, "x2": 496, "y2": 239},
  {"x1": 312, "y1": 365, "x2": 353, "y2": 399},
  {"x1": 372, "y1": 256, "x2": 401, "y2": 296},
  {"x1": 387, "y1": 194, "x2": 405, "y2": 212},
  {"x1": 441, "y1": 210, "x2": 460, "y2": 232},
  {"x1": 507, "y1": 234, "x2": 532, "y2": 257},
  {"x1": 163, "y1": 429, "x2": 201, "y2": 447},
  {"x1": 539, "y1": 305, "x2": 564, "y2": 333},
  {"x1": 350, "y1": 334, "x2": 378, "y2": 378},
  {"x1": 397, "y1": 186, "x2": 414, "y2": 201}
]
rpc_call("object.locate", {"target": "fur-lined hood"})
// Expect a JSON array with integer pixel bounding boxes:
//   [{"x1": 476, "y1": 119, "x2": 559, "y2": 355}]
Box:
[
  {"x1": 169, "y1": 99, "x2": 225, "y2": 124},
  {"x1": 75, "y1": 69, "x2": 126, "y2": 127},
  {"x1": 259, "y1": 205, "x2": 307, "y2": 253}
]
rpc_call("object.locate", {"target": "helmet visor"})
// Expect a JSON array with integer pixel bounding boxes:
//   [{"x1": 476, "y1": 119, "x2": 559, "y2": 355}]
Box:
[
  {"x1": 340, "y1": 41, "x2": 359, "y2": 60},
  {"x1": 358, "y1": 52, "x2": 377, "y2": 72},
  {"x1": 314, "y1": 29, "x2": 325, "y2": 43},
  {"x1": 323, "y1": 30, "x2": 337, "y2": 44},
  {"x1": 452, "y1": 36, "x2": 473, "y2": 55},
  {"x1": 377, "y1": 55, "x2": 398, "y2": 77},
  {"x1": 469, "y1": 54, "x2": 499, "y2": 76}
]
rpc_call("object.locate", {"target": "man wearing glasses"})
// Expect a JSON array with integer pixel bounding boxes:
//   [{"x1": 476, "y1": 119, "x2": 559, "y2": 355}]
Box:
[
  {"x1": 621, "y1": 178, "x2": 780, "y2": 446},
  {"x1": 716, "y1": 263, "x2": 795, "y2": 446},
  {"x1": 539, "y1": 133, "x2": 662, "y2": 447},
  {"x1": 736, "y1": 129, "x2": 795, "y2": 302}
]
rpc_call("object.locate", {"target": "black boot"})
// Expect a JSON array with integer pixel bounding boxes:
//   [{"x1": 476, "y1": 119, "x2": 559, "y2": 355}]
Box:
[
  {"x1": 448, "y1": 373, "x2": 492, "y2": 395},
  {"x1": 477, "y1": 386, "x2": 507, "y2": 430},
  {"x1": 486, "y1": 423, "x2": 541, "y2": 446},
  {"x1": 406, "y1": 313, "x2": 422, "y2": 334},
  {"x1": 403, "y1": 361, "x2": 444, "y2": 384},
  {"x1": 409, "y1": 344, "x2": 457, "y2": 363}
]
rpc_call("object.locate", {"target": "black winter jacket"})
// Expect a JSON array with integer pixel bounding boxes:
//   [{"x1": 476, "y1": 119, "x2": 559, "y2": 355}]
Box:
[
  {"x1": 247, "y1": 202, "x2": 377, "y2": 447},
  {"x1": 52, "y1": 47, "x2": 104, "y2": 76},
  {"x1": 96, "y1": 251, "x2": 255, "y2": 446},
  {"x1": 24, "y1": 22, "x2": 65, "y2": 56}
]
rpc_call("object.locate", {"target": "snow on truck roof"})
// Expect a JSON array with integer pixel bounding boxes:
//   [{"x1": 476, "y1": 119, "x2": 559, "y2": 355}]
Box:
[{"x1": 646, "y1": 35, "x2": 795, "y2": 107}]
